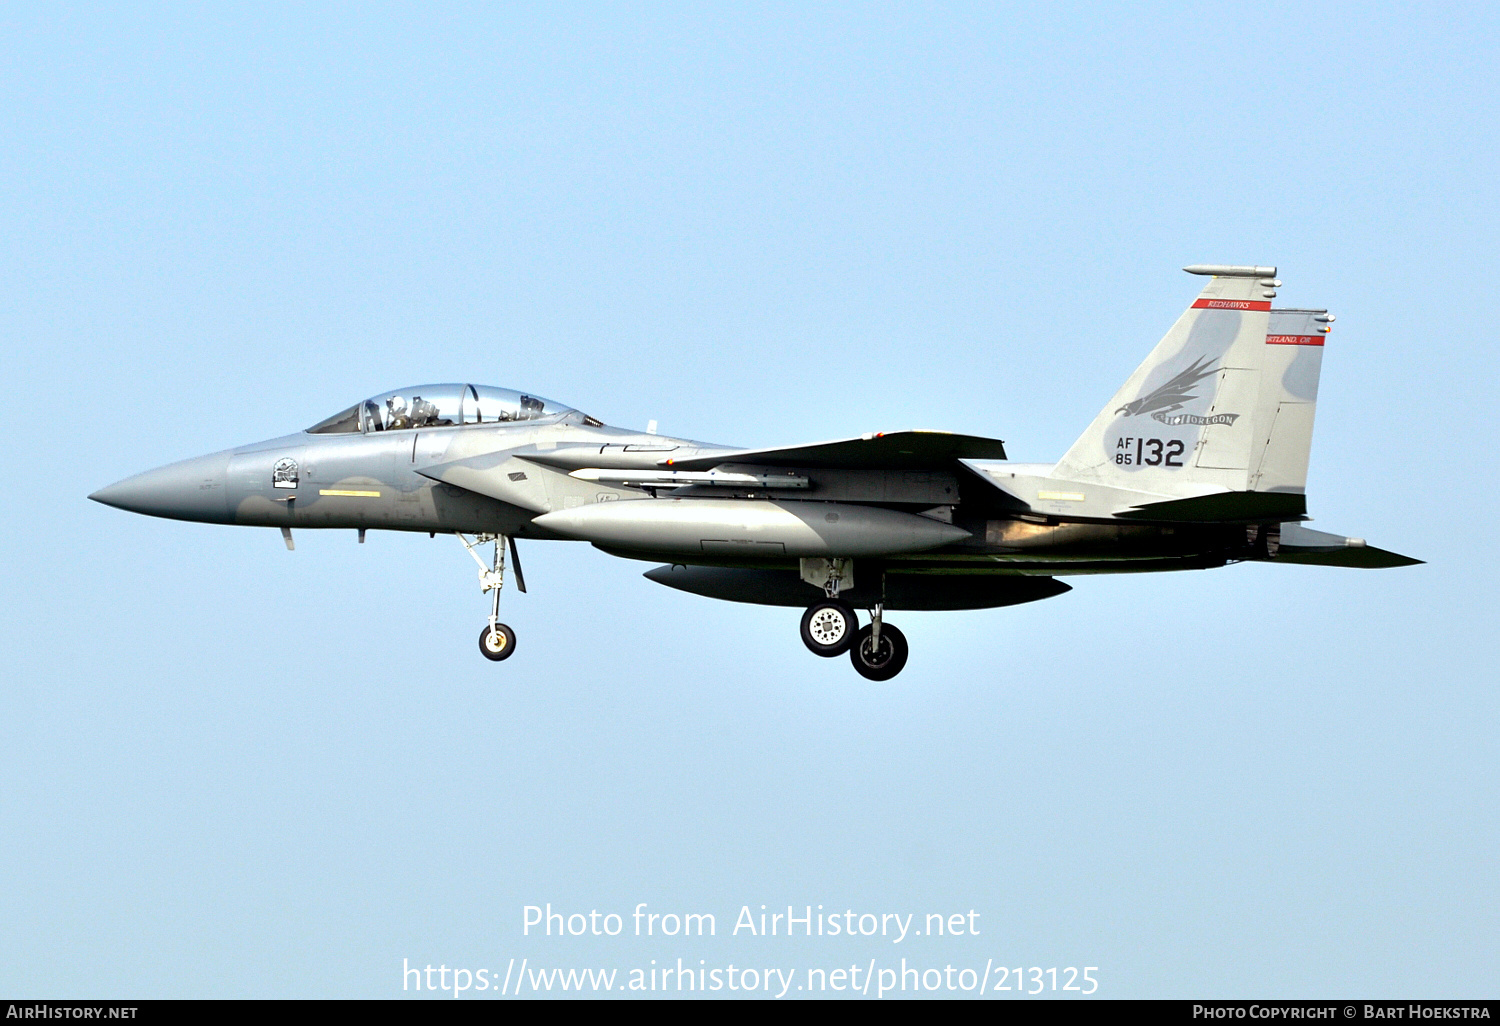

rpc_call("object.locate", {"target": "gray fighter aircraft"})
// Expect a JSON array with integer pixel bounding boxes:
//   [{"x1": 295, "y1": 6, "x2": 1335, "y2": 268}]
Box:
[{"x1": 91, "y1": 265, "x2": 1419, "y2": 679}]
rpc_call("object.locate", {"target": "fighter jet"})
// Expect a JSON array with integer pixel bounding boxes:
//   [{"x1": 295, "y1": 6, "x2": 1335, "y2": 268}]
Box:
[{"x1": 90, "y1": 265, "x2": 1420, "y2": 679}]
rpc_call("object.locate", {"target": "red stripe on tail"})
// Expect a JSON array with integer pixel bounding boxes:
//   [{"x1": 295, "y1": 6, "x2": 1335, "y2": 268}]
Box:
[{"x1": 1192, "y1": 299, "x2": 1273, "y2": 311}]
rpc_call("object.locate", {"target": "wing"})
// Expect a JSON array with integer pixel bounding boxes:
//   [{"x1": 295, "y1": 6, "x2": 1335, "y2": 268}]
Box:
[{"x1": 660, "y1": 430, "x2": 1007, "y2": 471}]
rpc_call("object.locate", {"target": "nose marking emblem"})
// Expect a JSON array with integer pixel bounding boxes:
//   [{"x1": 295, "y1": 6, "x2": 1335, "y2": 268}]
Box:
[{"x1": 272, "y1": 458, "x2": 300, "y2": 489}]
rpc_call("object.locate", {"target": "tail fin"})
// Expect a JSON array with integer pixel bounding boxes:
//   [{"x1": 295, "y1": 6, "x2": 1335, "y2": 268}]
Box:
[{"x1": 1051, "y1": 266, "x2": 1331, "y2": 501}]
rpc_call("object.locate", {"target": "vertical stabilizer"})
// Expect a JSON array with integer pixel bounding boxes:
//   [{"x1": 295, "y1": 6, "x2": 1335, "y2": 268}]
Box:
[
  {"x1": 1249, "y1": 308, "x2": 1328, "y2": 493},
  {"x1": 1051, "y1": 267, "x2": 1330, "y2": 500}
]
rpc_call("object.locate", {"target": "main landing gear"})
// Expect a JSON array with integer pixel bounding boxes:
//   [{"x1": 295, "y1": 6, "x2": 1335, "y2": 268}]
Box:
[
  {"x1": 800, "y1": 600, "x2": 858, "y2": 656},
  {"x1": 798, "y1": 559, "x2": 909, "y2": 679},
  {"x1": 458, "y1": 533, "x2": 526, "y2": 662},
  {"x1": 849, "y1": 610, "x2": 908, "y2": 681}
]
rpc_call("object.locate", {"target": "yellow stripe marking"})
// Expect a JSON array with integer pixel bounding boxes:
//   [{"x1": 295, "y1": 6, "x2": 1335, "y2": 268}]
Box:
[
  {"x1": 1037, "y1": 490, "x2": 1085, "y2": 501},
  {"x1": 319, "y1": 489, "x2": 382, "y2": 497}
]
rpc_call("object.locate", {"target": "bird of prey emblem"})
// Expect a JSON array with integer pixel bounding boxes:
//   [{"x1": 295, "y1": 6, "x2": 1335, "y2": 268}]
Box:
[{"x1": 1115, "y1": 356, "x2": 1218, "y2": 417}]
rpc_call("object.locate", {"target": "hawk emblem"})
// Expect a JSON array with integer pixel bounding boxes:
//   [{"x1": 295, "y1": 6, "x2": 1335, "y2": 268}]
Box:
[{"x1": 1115, "y1": 356, "x2": 1218, "y2": 418}]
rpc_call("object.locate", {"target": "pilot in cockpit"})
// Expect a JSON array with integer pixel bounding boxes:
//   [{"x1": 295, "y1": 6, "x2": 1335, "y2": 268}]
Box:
[
  {"x1": 409, "y1": 395, "x2": 440, "y2": 427},
  {"x1": 385, "y1": 396, "x2": 410, "y2": 430}
]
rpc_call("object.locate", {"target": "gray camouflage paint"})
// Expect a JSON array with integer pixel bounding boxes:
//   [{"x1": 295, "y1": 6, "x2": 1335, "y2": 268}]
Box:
[{"x1": 91, "y1": 271, "x2": 1416, "y2": 625}]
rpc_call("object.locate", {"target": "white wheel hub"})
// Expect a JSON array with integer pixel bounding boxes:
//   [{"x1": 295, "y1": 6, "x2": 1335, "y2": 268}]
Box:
[{"x1": 809, "y1": 608, "x2": 849, "y2": 646}]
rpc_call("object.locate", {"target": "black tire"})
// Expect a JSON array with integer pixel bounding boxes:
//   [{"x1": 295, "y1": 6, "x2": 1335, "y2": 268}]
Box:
[
  {"x1": 478, "y1": 622, "x2": 517, "y2": 661},
  {"x1": 849, "y1": 623, "x2": 908, "y2": 680},
  {"x1": 800, "y1": 600, "x2": 858, "y2": 657}
]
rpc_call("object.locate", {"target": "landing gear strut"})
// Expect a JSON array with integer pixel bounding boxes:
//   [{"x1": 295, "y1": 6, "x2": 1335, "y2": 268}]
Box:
[
  {"x1": 458, "y1": 533, "x2": 520, "y2": 662},
  {"x1": 799, "y1": 557, "x2": 857, "y2": 657},
  {"x1": 798, "y1": 561, "x2": 910, "y2": 678},
  {"x1": 849, "y1": 603, "x2": 908, "y2": 681}
]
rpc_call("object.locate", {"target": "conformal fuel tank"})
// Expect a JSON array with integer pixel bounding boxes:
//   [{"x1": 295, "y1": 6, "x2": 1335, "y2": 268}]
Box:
[{"x1": 532, "y1": 498, "x2": 970, "y2": 557}]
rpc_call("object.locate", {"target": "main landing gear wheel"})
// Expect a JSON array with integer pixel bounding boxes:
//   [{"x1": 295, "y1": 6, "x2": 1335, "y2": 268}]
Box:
[
  {"x1": 850, "y1": 623, "x2": 908, "y2": 681},
  {"x1": 800, "y1": 600, "x2": 858, "y2": 657},
  {"x1": 478, "y1": 622, "x2": 517, "y2": 661}
]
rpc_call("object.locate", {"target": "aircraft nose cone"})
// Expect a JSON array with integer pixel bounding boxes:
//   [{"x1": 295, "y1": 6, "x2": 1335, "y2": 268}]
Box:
[{"x1": 90, "y1": 451, "x2": 232, "y2": 523}]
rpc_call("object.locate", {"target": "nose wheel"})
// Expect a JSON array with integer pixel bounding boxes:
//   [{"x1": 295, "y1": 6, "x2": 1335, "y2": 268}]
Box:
[{"x1": 479, "y1": 622, "x2": 517, "y2": 661}]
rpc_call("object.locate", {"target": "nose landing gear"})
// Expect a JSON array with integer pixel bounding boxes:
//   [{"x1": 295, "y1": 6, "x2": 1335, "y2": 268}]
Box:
[
  {"x1": 458, "y1": 533, "x2": 523, "y2": 663},
  {"x1": 479, "y1": 621, "x2": 516, "y2": 661}
]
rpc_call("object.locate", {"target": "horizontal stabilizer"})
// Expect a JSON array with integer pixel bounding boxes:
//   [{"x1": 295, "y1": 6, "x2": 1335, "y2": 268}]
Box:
[
  {"x1": 1272, "y1": 546, "x2": 1422, "y2": 569},
  {"x1": 663, "y1": 430, "x2": 1007, "y2": 471},
  {"x1": 1273, "y1": 523, "x2": 1422, "y2": 568},
  {"x1": 1115, "y1": 491, "x2": 1307, "y2": 523}
]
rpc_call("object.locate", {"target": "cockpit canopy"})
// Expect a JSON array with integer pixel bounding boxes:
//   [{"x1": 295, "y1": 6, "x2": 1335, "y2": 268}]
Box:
[{"x1": 307, "y1": 384, "x2": 587, "y2": 434}]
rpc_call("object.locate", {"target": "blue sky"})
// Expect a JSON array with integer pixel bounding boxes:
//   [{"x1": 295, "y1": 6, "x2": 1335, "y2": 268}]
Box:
[{"x1": 2, "y1": 3, "x2": 1496, "y2": 998}]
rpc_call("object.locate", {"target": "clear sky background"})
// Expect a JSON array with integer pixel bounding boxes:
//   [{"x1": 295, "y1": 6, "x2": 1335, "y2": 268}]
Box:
[{"x1": 3, "y1": 2, "x2": 1496, "y2": 1000}]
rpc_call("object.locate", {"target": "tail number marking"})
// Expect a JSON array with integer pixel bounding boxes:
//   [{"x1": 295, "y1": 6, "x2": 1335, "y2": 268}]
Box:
[{"x1": 1115, "y1": 437, "x2": 1185, "y2": 467}]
